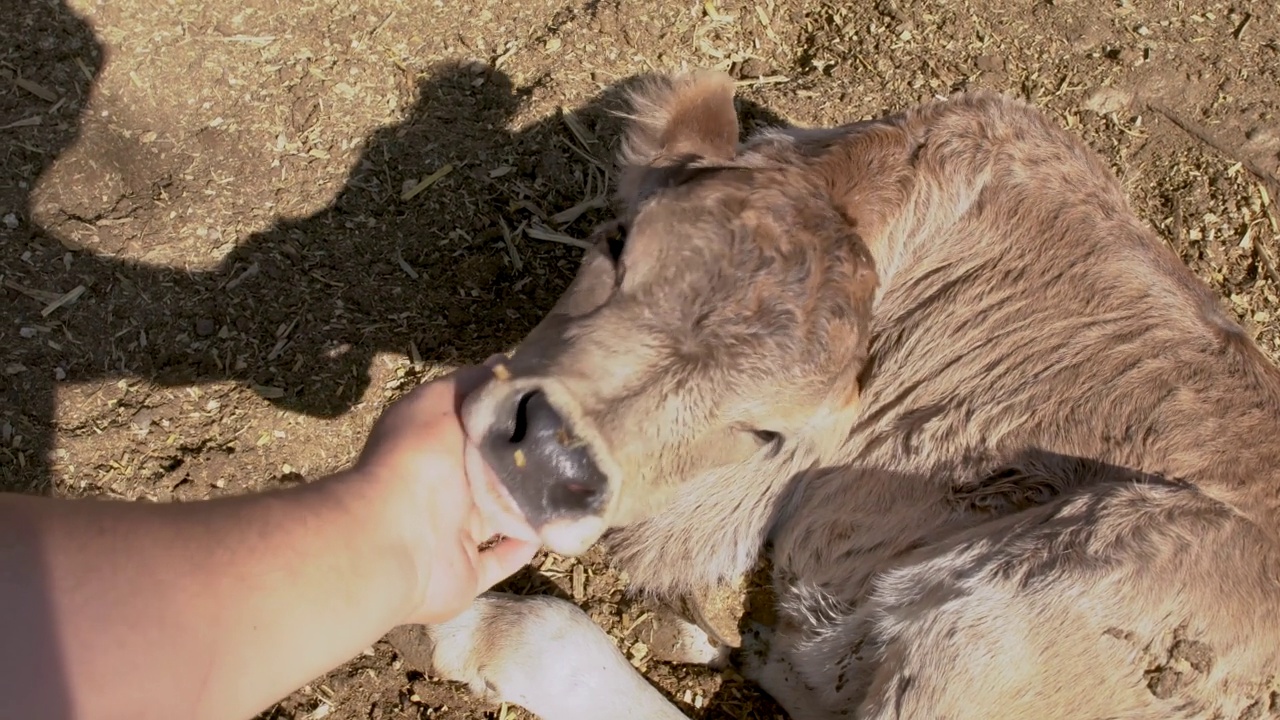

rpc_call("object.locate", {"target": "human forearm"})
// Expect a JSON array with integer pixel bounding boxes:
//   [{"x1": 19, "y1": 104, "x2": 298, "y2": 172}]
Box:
[
  {"x1": 0, "y1": 363, "x2": 537, "y2": 720},
  {"x1": 0, "y1": 470, "x2": 419, "y2": 720}
]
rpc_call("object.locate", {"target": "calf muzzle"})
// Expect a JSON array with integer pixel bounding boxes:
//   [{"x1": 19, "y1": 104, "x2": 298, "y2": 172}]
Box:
[{"x1": 475, "y1": 385, "x2": 609, "y2": 529}]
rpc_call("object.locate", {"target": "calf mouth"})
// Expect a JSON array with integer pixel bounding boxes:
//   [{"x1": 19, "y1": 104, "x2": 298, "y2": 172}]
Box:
[{"x1": 460, "y1": 365, "x2": 614, "y2": 556}]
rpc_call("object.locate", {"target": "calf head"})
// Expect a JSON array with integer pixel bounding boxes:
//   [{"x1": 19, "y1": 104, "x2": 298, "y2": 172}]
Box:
[{"x1": 462, "y1": 71, "x2": 880, "y2": 555}]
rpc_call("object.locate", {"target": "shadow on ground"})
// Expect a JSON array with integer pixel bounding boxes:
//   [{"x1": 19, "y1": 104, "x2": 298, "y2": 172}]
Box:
[
  {"x1": 0, "y1": 1, "x2": 789, "y2": 500},
  {"x1": 1, "y1": 1, "x2": 789, "y2": 717}
]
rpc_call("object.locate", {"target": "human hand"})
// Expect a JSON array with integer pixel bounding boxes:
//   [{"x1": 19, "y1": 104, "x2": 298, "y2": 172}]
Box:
[{"x1": 351, "y1": 359, "x2": 540, "y2": 625}]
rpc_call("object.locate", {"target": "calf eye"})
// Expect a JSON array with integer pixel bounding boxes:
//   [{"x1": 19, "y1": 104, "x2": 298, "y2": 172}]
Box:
[
  {"x1": 734, "y1": 425, "x2": 784, "y2": 458},
  {"x1": 751, "y1": 429, "x2": 783, "y2": 448}
]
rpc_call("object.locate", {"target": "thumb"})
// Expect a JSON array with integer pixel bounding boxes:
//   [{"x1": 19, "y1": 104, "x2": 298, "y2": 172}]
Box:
[{"x1": 474, "y1": 537, "x2": 539, "y2": 591}]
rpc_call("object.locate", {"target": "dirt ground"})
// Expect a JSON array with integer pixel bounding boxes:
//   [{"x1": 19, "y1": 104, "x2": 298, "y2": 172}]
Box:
[{"x1": 2, "y1": 0, "x2": 1278, "y2": 717}]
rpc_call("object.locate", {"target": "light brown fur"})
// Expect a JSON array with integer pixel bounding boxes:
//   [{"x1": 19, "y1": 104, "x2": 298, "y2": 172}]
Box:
[{"x1": 415, "y1": 71, "x2": 1280, "y2": 719}]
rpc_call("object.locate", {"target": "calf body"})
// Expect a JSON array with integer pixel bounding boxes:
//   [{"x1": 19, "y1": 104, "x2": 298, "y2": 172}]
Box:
[{"x1": 421, "y1": 73, "x2": 1280, "y2": 718}]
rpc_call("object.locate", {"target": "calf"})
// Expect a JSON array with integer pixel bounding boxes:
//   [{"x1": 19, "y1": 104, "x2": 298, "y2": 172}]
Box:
[{"x1": 418, "y1": 71, "x2": 1280, "y2": 719}]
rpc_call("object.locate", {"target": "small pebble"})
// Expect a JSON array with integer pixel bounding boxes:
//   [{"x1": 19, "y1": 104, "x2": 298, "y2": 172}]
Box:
[
  {"x1": 975, "y1": 54, "x2": 1004, "y2": 73},
  {"x1": 1084, "y1": 87, "x2": 1134, "y2": 115},
  {"x1": 738, "y1": 57, "x2": 771, "y2": 79},
  {"x1": 1245, "y1": 126, "x2": 1276, "y2": 145},
  {"x1": 2, "y1": 213, "x2": 18, "y2": 229},
  {"x1": 409, "y1": 678, "x2": 433, "y2": 702},
  {"x1": 195, "y1": 318, "x2": 216, "y2": 337}
]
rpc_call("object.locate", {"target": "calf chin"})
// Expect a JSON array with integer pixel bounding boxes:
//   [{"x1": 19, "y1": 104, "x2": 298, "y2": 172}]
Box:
[{"x1": 537, "y1": 516, "x2": 609, "y2": 557}]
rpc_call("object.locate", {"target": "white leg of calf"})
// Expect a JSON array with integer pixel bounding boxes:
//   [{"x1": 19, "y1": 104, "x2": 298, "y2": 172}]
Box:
[
  {"x1": 737, "y1": 621, "x2": 839, "y2": 720},
  {"x1": 430, "y1": 592, "x2": 691, "y2": 720}
]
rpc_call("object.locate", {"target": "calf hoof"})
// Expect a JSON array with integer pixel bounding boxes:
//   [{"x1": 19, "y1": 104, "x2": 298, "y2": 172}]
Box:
[{"x1": 631, "y1": 603, "x2": 733, "y2": 668}]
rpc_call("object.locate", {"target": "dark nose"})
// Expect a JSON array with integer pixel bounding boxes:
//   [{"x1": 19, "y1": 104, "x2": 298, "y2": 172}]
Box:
[{"x1": 479, "y1": 389, "x2": 609, "y2": 527}]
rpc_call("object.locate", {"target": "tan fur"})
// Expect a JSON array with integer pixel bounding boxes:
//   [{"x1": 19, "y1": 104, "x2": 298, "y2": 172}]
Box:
[{"x1": 418, "y1": 72, "x2": 1280, "y2": 719}]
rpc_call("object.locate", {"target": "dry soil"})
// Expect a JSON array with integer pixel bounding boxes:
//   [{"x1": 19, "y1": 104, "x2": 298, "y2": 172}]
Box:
[{"x1": 2, "y1": 0, "x2": 1278, "y2": 718}]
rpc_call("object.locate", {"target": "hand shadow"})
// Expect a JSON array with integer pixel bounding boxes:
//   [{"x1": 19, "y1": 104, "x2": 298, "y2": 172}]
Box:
[
  {"x1": 3, "y1": 55, "x2": 604, "y2": 495},
  {"x1": 2, "y1": 20, "x2": 788, "y2": 499}
]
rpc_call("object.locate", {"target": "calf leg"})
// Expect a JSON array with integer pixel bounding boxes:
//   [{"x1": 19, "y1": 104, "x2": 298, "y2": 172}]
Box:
[
  {"x1": 404, "y1": 592, "x2": 690, "y2": 720},
  {"x1": 737, "y1": 620, "x2": 838, "y2": 720},
  {"x1": 757, "y1": 484, "x2": 1280, "y2": 719}
]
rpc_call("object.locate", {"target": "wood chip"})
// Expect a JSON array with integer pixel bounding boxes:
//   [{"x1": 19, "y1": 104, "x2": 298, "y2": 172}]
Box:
[
  {"x1": 493, "y1": 42, "x2": 519, "y2": 69},
  {"x1": 308, "y1": 270, "x2": 345, "y2": 288},
  {"x1": 252, "y1": 384, "x2": 286, "y2": 399},
  {"x1": 550, "y1": 165, "x2": 609, "y2": 226},
  {"x1": 395, "y1": 250, "x2": 419, "y2": 279},
  {"x1": 561, "y1": 138, "x2": 608, "y2": 172},
  {"x1": 400, "y1": 164, "x2": 454, "y2": 201},
  {"x1": 1255, "y1": 241, "x2": 1280, "y2": 289},
  {"x1": 572, "y1": 563, "x2": 586, "y2": 600},
  {"x1": 499, "y1": 217, "x2": 524, "y2": 273},
  {"x1": 74, "y1": 57, "x2": 93, "y2": 82},
  {"x1": 41, "y1": 285, "x2": 85, "y2": 317},
  {"x1": 560, "y1": 109, "x2": 598, "y2": 147},
  {"x1": 224, "y1": 262, "x2": 260, "y2": 290},
  {"x1": 549, "y1": 196, "x2": 606, "y2": 226},
  {"x1": 0, "y1": 116, "x2": 42, "y2": 130},
  {"x1": 512, "y1": 199, "x2": 547, "y2": 220},
  {"x1": 266, "y1": 337, "x2": 290, "y2": 362},
  {"x1": 4, "y1": 279, "x2": 63, "y2": 304},
  {"x1": 703, "y1": 0, "x2": 735, "y2": 22},
  {"x1": 1239, "y1": 222, "x2": 1257, "y2": 250},
  {"x1": 527, "y1": 223, "x2": 593, "y2": 250},
  {"x1": 219, "y1": 34, "x2": 276, "y2": 46},
  {"x1": 1260, "y1": 184, "x2": 1278, "y2": 233},
  {"x1": 734, "y1": 75, "x2": 790, "y2": 87},
  {"x1": 623, "y1": 611, "x2": 652, "y2": 636},
  {"x1": 15, "y1": 78, "x2": 58, "y2": 102},
  {"x1": 629, "y1": 641, "x2": 648, "y2": 661}
]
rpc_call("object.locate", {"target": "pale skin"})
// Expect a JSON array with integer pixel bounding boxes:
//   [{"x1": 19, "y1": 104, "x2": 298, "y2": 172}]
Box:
[{"x1": 0, "y1": 360, "x2": 539, "y2": 720}]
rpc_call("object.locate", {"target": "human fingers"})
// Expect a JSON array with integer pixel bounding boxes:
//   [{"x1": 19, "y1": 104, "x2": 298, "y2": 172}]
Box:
[
  {"x1": 448, "y1": 361, "x2": 499, "y2": 409},
  {"x1": 473, "y1": 537, "x2": 539, "y2": 591},
  {"x1": 447, "y1": 354, "x2": 509, "y2": 406},
  {"x1": 383, "y1": 357, "x2": 500, "y2": 423}
]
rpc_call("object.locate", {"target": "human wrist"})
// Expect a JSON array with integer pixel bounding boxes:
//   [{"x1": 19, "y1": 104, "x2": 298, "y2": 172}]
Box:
[{"x1": 321, "y1": 466, "x2": 432, "y2": 627}]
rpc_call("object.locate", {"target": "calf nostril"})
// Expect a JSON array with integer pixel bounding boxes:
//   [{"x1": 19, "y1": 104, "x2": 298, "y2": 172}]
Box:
[
  {"x1": 513, "y1": 390, "x2": 570, "y2": 444},
  {"x1": 509, "y1": 391, "x2": 535, "y2": 444}
]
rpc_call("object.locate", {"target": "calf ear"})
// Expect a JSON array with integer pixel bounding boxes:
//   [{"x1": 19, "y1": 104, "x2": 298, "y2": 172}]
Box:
[{"x1": 615, "y1": 70, "x2": 740, "y2": 205}]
